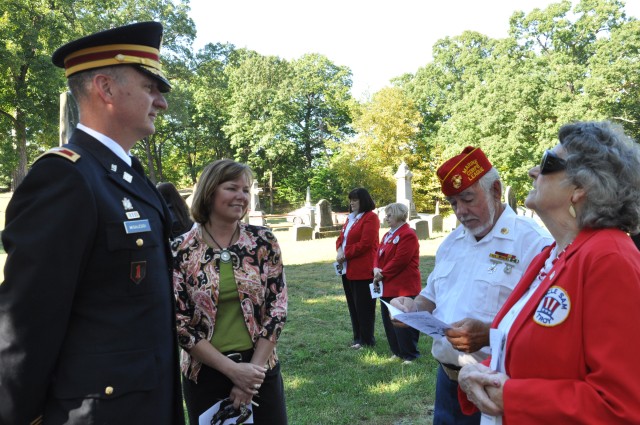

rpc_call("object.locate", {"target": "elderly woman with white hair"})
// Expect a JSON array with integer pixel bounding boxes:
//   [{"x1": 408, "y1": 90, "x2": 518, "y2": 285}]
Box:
[
  {"x1": 458, "y1": 121, "x2": 640, "y2": 424},
  {"x1": 373, "y1": 202, "x2": 422, "y2": 364}
]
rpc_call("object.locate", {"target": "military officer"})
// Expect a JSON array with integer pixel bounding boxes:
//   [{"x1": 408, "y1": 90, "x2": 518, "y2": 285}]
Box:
[{"x1": 0, "y1": 22, "x2": 184, "y2": 424}]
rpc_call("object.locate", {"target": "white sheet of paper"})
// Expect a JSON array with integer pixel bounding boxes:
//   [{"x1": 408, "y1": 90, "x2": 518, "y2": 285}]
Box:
[
  {"x1": 481, "y1": 412, "x2": 500, "y2": 425},
  {"x1": 199, "y1": 398, "x2": 254, "y2": 425},
  {"x1": 333, "y1": 261, "x2": 343, "y2": 276},
  {"x1": 381, "y1": 300, "x2": 451, "y2": 339},
  {"x1": 489, "y1": 328, "x2": 504, "y2": 370},
  {"x1": 479, "y1": 329, "x2": 506, "y2": 425},
  {"x1": 369, "y1": 281, "x2": 383, "y2": 298}
]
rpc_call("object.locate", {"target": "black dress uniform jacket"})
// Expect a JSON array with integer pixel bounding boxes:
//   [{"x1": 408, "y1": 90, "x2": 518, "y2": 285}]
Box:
[{"x1": 0, "y1": 130, "x2": 184, "y2": 425}]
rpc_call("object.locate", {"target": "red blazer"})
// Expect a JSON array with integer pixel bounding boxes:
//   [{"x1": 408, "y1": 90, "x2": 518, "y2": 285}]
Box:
[
  {"x1": 374, "y1": 223, "x2": 421, "y2": 297},
  {"x1": 459, "y1": 228, "x2": 640, "y2": 424},
  {"x1": 336, "y1": 211, "x2": 380, "y2": 281}
]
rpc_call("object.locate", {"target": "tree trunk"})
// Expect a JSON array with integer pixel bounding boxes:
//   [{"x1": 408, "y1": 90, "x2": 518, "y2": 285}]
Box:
[{"x1": 12, "y1": 111, "x2": 28, "y2": 190}]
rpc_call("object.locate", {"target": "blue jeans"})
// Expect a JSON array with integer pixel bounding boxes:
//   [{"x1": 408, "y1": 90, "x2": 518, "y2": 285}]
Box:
[{"x1": 433, "y1": 365, "x2": 480, "y2": 425}]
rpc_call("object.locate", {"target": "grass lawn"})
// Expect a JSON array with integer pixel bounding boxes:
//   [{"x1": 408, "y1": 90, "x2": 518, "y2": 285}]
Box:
[{"x1": 272, "y1": 229, "x2": 443, "y2": 425}]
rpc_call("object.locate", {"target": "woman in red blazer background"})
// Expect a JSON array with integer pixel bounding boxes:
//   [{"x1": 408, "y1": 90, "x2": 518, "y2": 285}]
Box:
[
  {"x1": 336, "y1": 188, "x2": 380, "y2": 348},
  {"x1": 458, "y1": 121, "x2": 640, "y2": 424},
  {"x1": 373, "y1": 203, "x2": 422, "y2": 363}
]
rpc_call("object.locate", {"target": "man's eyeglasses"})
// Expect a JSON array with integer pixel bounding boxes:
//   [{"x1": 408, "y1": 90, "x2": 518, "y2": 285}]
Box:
[{"x1": 540, "y1": 150, "x2": 567, "y2": 175}]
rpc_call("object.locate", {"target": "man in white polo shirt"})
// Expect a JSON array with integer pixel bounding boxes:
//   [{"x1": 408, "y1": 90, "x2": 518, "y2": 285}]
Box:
[{"x1": 392, "y1": 146, "x2": 551, "y2": 425}]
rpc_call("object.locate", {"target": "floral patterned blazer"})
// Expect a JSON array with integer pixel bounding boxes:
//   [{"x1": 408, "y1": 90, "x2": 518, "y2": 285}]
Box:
[{"x1": 172, "y1": 222, "x2": 288, "y2": 382}]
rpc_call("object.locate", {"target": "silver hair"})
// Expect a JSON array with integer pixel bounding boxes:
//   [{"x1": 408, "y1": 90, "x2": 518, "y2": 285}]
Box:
[
  {"x1": 384, "y1": 202, "x2": 409, "y2": 222},
  {"x1": 477, "y1": 167, "x2": 502, "y2": 198},
  {"x1": 560, "y1": 121, "x2": 640, "y2": 233}
]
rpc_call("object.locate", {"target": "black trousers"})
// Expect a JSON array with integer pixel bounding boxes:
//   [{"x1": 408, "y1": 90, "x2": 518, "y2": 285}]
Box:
[
  {"x1": 182, "y1": 360, "x2": 287, "y2": 425},
  {"x1": 380, "y1": 296, "x2": 420, "y2": 360},
  {"x1": 342, "y1": 275, "x2": 376, "y2": 346}
]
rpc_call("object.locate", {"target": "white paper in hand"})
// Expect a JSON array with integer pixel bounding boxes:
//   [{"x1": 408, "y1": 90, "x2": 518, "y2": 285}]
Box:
[
  {"x1": 369, "y1": 281, "x2": 383, "y2": 298},
  {"x1": 199, "y1": 398, "x2": 254, "y2": 425},
  {"x1": 333, "y1": 261, "x2": 344, "y2": 276},
  {"x1": 381, "y1": 300, "x2": 451, "y2": 339}
]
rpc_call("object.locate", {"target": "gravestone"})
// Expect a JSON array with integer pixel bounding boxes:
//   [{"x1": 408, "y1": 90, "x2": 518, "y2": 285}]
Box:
[
  {"x1": 248, "y1": 181, "x2": 265, "y2": 226},
  {"x1": 313, "y1": 199, "x2": 341, "y2": 239},
  {"x1": 59, "y1": 91, "x2": 79, "y2": 146},
  {"x1": 315, "y1": 199, "x2": 334, "y2": 228},
  {"x1": 409, "y1": 219, "x2": 429, "y2": 240},
  {"x1": 305, "y1": 186, "x2": 312, "y2": 208},
  {"x1": 504, "y1": 185, "x2": 518, "y2": 214},
  {"x1": 394, "y1": 162, "x2": 419, "y2": 219},
  {"x1": 292, "y1": 225, "x2": 313, "y2": 241},
  {"x1": 443, "y1": 214, "x2": 460, "y2": 232},
  {"x1": 425, "y1": 214, "x2": 443, "y2": 234}
]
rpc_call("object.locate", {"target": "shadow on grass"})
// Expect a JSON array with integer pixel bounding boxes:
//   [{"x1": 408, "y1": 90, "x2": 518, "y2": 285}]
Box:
[{"x1": 280, "y1": 255, "x2": 437, "y2": 425}]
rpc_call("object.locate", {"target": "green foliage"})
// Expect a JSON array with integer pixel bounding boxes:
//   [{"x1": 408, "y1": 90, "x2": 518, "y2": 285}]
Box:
[
  {"x1": 401, "y1": 0, "x2": 640, "y2": 204},
  {"x1": 331, "y1": 87, "x2": 422, "y2": 209},
  {"x1": 2, "y1": 0, "x2": 640, "y2": 214},
  {"x1": 0, "y1": 0, "x2": 194, "y2": 189}
]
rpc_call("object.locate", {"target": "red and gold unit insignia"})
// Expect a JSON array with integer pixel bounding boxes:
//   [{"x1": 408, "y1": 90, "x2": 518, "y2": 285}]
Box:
[
  {"x1": 452, "y1": 174, "x2": 463, "y2": 189},
  {"x1": 130, "y1": 261, "x2": 147, "y2": 284}
]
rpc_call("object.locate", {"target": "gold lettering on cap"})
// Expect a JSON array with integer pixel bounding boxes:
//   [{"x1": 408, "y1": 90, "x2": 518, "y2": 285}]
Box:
[{"x1": 463, "y1": 160, "x2": 484, "y2": 181}]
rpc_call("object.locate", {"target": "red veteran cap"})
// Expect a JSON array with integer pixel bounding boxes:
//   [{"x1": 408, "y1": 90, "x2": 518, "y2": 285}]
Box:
[
  {"x1": 437, "y1": 146, "x2": 492, "y2": 196},
  {"x1": 52, "y1": 21, "x2": 171, "y2": 93}
]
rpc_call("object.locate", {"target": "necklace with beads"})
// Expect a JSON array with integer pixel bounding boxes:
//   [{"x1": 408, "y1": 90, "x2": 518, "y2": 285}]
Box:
[
  {"x1": 537, "y1": 243, "x2": 571, "y2": 281},
  {"x1": 204, "y1": 223, "x2": 239, "y2": 263}
]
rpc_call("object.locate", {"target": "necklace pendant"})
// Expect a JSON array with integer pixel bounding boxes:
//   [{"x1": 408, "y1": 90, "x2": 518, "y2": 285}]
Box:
[{"x1": 220, "y1": 249, "x2": 232, "y2": 263}]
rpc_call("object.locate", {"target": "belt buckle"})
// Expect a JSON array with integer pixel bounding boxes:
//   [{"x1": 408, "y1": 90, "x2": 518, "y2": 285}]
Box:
[
  {"x1": 440, "y1": 363, "x2": 460, "y2": 381},
  {"x1": 226, "y1": 353, "x2": 242, "y2": 363}
]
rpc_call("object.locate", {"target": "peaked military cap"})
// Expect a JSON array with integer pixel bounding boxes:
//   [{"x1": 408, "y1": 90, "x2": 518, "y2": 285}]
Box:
[{"x1": 52, "y1": 21, "x2": 171, "y2": 92}]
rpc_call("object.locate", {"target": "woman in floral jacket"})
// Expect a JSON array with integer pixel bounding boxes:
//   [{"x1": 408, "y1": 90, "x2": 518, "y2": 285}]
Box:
[{"x1": 173, "y1": 159, "x2": 288, "y2": 425}]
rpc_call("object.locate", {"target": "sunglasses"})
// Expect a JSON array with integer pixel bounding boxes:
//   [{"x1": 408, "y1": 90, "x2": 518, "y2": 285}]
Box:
[{"x1": 540, "y1": 150, "x2": 567, "y2": 174}]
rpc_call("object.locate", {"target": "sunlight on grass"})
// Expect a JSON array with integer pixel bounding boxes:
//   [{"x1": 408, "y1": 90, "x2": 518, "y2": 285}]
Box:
[
  {"x1": 286, "y1": 375, "x2": 312, "y2": 390},
  {"x1": 282, "y1": 249, "x2": 441, "y2": 424},
  {"x1": 302, "y1": 295, "x2": 345, "y2": 304},
  {"x1": 368, "y1": 374, "x2": 424, "y2": 395}
]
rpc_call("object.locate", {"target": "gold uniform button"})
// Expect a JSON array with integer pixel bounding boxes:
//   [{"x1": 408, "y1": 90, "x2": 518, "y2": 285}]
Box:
[
  {"x1": 136, "y1": 238, "x2": 144, "y2": 247},
  {"x1": 105, "y1": 386, "x2": 114, "y2": 395},
  {"x1": 115, "y1": 54, "x2": 126, "y2": 62}
]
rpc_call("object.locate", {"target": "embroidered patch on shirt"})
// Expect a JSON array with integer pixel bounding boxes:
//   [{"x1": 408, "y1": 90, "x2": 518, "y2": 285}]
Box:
[{"x1": 533, "y1": 286, "x2": 570, "y2": 327}]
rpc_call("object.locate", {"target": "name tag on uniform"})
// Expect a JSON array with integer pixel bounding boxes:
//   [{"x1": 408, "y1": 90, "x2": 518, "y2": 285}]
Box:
[{"x1": 124, "y1": 219, "x2": 151, "y2": 234}]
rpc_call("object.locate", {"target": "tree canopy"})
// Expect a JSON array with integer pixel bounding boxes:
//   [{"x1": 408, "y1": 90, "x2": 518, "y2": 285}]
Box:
[{"x1": 2, "y1": 0, "x2": 639, "y2": 214}]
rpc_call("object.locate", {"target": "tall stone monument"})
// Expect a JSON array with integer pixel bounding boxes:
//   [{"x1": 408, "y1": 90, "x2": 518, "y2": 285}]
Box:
[
  {"x1": 303, "y1": 186, "x2": 315, "y2": 229},
  {"x1": 394, "y1": 161, "x2": 419, "y2": 220},
  {"x1": 395, "y1": 162, "x2": 427, "y2": 239},
  {"x1": 59, "y1": 91, "x2": 79, "y2": 146},
  {"x1": 248, "y1": 181, "x2": 266, "y2": 226}
]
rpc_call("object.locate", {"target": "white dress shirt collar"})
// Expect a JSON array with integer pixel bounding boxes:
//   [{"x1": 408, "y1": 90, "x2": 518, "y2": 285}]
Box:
[{"x1": 76, "y1": 123, "x2": 132, "y2": 166}]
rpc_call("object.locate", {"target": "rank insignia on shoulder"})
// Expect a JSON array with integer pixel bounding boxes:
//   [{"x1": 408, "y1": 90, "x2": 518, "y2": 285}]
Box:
[{"x1": 34, "y1": 147, "x2": 81, "y2": 164}]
